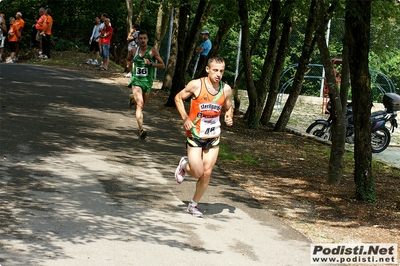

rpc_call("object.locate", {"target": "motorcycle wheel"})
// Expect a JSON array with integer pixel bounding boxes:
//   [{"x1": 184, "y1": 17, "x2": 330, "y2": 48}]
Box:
[
  {"x1": 371, "y1": 127, "x2": 391, "y2": 153},
  {"x1": 306, "y1": 122, "x2": 332, "y2": 140}
]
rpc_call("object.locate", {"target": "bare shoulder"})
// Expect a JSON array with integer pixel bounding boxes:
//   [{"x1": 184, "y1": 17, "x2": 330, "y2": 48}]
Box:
[
  {"x1": 223, "y1": 82, "x2": 232, "y2": 93},
  {"x1": 184, "y1": 79, "x2": 202, "y2": 95}
]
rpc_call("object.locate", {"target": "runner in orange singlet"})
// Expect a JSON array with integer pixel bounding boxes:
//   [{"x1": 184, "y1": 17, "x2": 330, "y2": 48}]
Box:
[{"x1": 174, "y1": 56, "x2": 233, "y2": 217}]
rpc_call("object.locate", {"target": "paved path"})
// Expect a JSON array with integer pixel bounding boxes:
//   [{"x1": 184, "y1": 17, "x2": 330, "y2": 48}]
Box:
[{"x1": 0, "y1": 64, "x2": 312, "y2": 266}]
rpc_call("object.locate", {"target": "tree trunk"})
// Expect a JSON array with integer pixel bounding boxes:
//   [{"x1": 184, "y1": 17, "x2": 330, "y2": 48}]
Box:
[
  {"x1": 165, "y1": 0, "x2": 211, "y2": 107},
  {"x1": 233, "y1": 7, "x2": 272, "y2": 115},
  {"x1": 315, "y1": 0, "x2": 346, "y2": 184},
  {"x1": 251, "y1": 0, "x2": 281, "y2": 126},
  {"x1": 153, "y1": 0, "x2": 165, "y2": 50},
  {"x1": 126, "y1": 0, "x2": 133, "y2": 34},
  {"x1": 274, "y1": 1, "x2": 336, "y2": 132},
  {"x1": 161, "y1": 6, "x2": 179, "y2": 91},
  {"x1": 346, "y1": 0, "x2": 375, "y2": 202},
  {"x1": 238, "y1": 0, "x2": 258, "y2": 128},
  {"x1": 260, "y1": 0, "x2": 295, "y2": 126},
  {"x1": 154, "y1": 0, "x2": 174, "y2": 50},
  {"x1": 165, "y1": 0, "x2": 190, "y2": 107},
  {"x1": 135, "y1": 0, "x2": 146, "y2": 25}
]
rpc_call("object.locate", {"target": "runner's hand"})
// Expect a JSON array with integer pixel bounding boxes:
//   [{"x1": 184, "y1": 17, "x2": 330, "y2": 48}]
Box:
[{"x1": 225, "y1": 114, "x2": 233, "y2": 126}]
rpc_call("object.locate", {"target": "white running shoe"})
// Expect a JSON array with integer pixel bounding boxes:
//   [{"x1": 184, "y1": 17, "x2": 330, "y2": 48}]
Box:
[
  {"x1": 187, "y1": 203, "x2": 203, "y2": 218},
  {"x1": 86, "y1": 59, "x2": 92, "y2": 64},
  {"x1": 92, "y1": 60, "x2": 98, "y2": 65},
  {"x1": 175, "y1": 156, "x2": 188, "y2": 184},
  {"x1": 124, "y1": 72, "x2": 132, "y2": 78}
]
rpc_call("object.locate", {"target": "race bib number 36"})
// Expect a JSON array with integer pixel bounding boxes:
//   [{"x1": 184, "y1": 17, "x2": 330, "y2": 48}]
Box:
[{"x1": 136, "y1": 67, "x2": 148, "y2": 77}]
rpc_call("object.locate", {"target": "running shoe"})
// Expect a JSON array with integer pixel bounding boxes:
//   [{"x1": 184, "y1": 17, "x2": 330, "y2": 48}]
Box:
[
  {"x1": 125, "y1": 72, "x2": 132, "y2": 78},
  {"x1": 187, "y1": 203, "x2": 203, "y2": 218},
  {"x1": 86, "y1": 59, "x2": 92, "y2": 64},
  {"x1": 92, "y1": 60, "x2": 98, "y2": 65},
  {"x1": 175, "y1": 156, "x2": 188, "y2": 184},
  {"x1": 128, "y1": 94, "x2": 135, "y2": 109},
  {"x1": 139, "y1": 129, "x2": 147, "y2": 140}
]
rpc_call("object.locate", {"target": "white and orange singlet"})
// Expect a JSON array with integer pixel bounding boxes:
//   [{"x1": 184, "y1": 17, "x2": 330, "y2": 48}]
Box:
[{"x1": 186, "y1": 78, "x2": 226, "y2": 139}]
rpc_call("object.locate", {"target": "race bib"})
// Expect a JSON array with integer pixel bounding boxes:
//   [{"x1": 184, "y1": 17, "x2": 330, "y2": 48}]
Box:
[
  {"x1": 136, "y1": 67, "x2": 148, "y2": 77},
  {"x1": 199, "y1": 117, "x2": 221, "y2": 137}
]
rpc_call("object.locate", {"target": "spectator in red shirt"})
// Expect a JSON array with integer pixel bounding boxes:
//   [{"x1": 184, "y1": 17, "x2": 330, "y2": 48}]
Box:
[{"x1": 98, "y1": 18, "x2": 113, "y2": 70}]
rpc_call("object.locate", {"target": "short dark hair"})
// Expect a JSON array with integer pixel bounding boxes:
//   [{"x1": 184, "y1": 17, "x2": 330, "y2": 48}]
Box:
[
  {"x1": 138, "y1": 30, "x2": 148, "y2": 37},
  {"x1": 46, "y1": 8, "x2": 52, "y2": 15},
  {"x1": 207, "y1": 56, "x2": 225, "y2": 66},
  {"x1": 133, "y1": 24, "x2": 140, "y2": 30}
]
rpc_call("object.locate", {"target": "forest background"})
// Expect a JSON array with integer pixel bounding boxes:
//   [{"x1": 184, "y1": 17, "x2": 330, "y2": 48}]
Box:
[
  {"x1": 1, "y1": 0, "x2": 400, "y2": 202},
  {"x1": 1, "y1": 0, "x2": 399, "y2": 95}
]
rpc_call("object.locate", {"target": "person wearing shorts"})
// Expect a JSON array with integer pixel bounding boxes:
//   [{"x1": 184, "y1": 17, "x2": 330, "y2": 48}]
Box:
[
  {"x1": 174, "y1": 56, "x2": 234, "y2": 217},
  {"x1": 6, "y1": 17, "x2": 19, "y2": 63},
  {"x1": 86, "y1": 16, "x2": 101, "y2": 65},
  {"x1": 98, "y1": 18, "x2": 113, "y2": 70},
  {"x1": 126, "y1": 30, "x2": 165, "y2": 139}
]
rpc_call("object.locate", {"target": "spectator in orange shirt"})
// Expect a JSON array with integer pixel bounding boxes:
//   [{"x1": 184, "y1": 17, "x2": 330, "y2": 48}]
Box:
[
  {"x1": 14, "y1": 12, "x2": 24, "y2": 61},
  {"x1": 6, "y1": 17, "x2": 20, "y2": 63},
  {"x1": 40, "y1": 8, "x2": 53, "y2": 59},
  {"x1": 35, "y1": 7, "x2": 46, "y2": 57}
]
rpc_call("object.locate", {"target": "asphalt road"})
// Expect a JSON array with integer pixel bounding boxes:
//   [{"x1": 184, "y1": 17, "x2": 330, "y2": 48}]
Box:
[{"x1": 0, "y1": 64, "x2": 312, "y2": 266}]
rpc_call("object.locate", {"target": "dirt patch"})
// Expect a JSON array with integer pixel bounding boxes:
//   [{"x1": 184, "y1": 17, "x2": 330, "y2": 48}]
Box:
[{"x1": 26, "y1": 52, "x2": 400, "y2": 262}]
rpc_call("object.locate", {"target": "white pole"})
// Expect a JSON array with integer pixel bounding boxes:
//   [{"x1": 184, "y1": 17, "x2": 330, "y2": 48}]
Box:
[
  {"x1": 235, "y1": 26, "x2": 242, "y2": 82},
  {"x1": 165, "y1": 9, "x2": 174, "y2": 68},
  {"x1": 319, "y1": 18, "x2": 331, "y2": 98}
]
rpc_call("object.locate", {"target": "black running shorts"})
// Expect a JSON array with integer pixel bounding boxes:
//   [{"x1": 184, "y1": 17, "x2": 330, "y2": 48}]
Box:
[{"x1": 186, "y1": 137, "x2": 220, "y2": 150}]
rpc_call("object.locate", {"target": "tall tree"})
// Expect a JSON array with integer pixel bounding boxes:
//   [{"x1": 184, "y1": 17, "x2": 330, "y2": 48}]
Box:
[
  {"x1": 239, "y1": 0, "x2": 281, "y2": 128},
  {"x1": 161, "y1": 6, "x2": 179, "y2": 91},
  {"x1": 345, "y1": 0, "x2": 375, "y2": 202},
  {"x1": 315, "y1": 0, "x2": 347, "y2": 184},
  {"x1": 154, "y1": 0, "x2": 173, "y2": 50},
  {"x1": 126, "y1": 0, "x2": 133, "y2": 33},
  {"x1": 232, "y1": 6, "x2": 272, "y2": 115},
  {"x1": 273, "y1": 0, "x2": 318, "y2": 131},
  {"x1": 164, "y1": 0, "x2": 211, "y2": 107},
  {"x1": 238, "y1": 0, "x2": 258, "y2": 127},
  {"x1": 260, "y1": 0, "x2": 295, "y2": 125}
]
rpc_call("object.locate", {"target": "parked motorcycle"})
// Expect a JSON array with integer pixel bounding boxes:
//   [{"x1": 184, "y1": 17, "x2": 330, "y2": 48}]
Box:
[{"x1": 306, "y1": 93, "x2": 400, "y2": 153}]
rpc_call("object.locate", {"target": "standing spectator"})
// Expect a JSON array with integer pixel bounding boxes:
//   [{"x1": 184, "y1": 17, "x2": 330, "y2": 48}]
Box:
[
  {"x1": 14, "y1": 12, "x2": 24, "y2": 61},
  {"x1": 98, "y1": 18, "x2": 113, "y2": 71},
  {"x1": 194, "y1": 30, "x2": 212, "y2": 78},
  {"x1": 0, "y1": 11, "x2": 6, "y2": 62},
  {"x1": 126, "y1": 30, "x2": 165, "y2": 139},
  {"x1": 6, "y1": 17, "x2": 20, "y2": 63},
  {"x1": 40, "y1": 8, "x2": 52, "y2": 59},
  {"x1": 125, "y1": 23, "x2": 140, "y2": 78},
  {"x1": 34, "y1": 7, "x2": 47, "y2": 57},
  {"x1": 174, "y1": 56, "x2": 233, "y2": 217},
  {"x1": 86, "y1": 16, "x2": 101, "y2": 65},
  {"x1": 99, "y1": 13, "x2": 111, "y2": 31},
  {"x1": 98, "y1": 13, "x2": 110, "y2": 67}
]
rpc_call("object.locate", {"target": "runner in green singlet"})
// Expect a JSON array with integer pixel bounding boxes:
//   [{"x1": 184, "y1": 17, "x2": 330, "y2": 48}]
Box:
[{"x1": 126, "y1": 30, "x2": 165, "y2": 139}]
